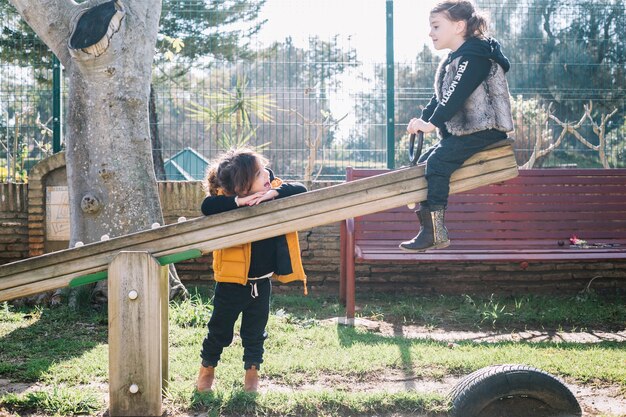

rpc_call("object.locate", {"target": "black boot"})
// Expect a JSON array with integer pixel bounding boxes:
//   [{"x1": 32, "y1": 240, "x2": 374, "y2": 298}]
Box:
[{"x1": 399, "y1": 206, "x2": 450, "y2": 252}]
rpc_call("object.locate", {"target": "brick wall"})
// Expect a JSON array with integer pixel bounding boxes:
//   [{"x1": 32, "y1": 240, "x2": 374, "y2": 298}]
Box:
[
  {"x1": 349, "y1": 259, "x2": 626, "y2": 295},
  {"x1": 0, "y1": 184, "x2": 29, "y2": 265}
]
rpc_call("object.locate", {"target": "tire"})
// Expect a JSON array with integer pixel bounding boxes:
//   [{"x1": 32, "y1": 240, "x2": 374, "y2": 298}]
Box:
[{"x1": 449, "y1": 364, "x2": 582, "y2": 417}]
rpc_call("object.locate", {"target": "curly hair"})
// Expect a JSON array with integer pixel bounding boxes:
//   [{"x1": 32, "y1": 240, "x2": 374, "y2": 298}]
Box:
[
  {"x1": 431, "y1": 0, "x2": 489, "y2": 39},
  {"x1": 202, "y1": 148, "x2": 269, "y2": 197}
]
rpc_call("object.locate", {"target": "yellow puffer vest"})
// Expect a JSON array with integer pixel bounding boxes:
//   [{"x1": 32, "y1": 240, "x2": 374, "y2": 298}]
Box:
[{"x1": 212, "y1": 178, "x2": 307, "y2": 294}]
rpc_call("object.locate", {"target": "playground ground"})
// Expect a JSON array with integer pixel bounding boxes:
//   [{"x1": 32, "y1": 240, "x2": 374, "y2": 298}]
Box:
[{"x1": 0, "y1": 288, "x2": 625, "y2": 416}]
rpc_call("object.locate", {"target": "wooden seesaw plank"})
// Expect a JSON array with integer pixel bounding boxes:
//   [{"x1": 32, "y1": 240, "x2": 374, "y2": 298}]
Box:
[
  {"x1": 0, "y1": 147, "x2": 514, "y2": 292},
  {"x1": 0, "y1": 141, "x2": 518, "y2": 301}
]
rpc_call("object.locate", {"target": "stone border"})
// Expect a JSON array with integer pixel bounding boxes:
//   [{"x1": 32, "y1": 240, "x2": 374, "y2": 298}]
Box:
[{"x1": 28, "y1": 152, "x2": 66, "y2": 257}]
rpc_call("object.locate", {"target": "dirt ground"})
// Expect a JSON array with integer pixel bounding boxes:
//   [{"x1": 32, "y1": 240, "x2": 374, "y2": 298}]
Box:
[
  {"x1": 259, "y1": 368, "x2": 625, "y2": 416},
  {"x1": 1, "y1": 318, "x2": 624, "y2": 417}
]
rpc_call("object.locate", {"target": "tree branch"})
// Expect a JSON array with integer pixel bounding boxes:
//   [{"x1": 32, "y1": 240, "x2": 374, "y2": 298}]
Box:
[
  {"x1": 549, "y1": 100, "x2": 618, "y2": 168},
  {"x1": 521, "y1": 114, "x2": 565, "y2": 170},
  {"x1": 8, "y1": 0, "x2": 76, "y2": 63},
  {"x1": 550, "y1": 111, "x2": 598, "y2": 150}
]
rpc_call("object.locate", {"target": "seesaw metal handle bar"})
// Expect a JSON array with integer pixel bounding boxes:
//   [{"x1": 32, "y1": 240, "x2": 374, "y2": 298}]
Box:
[
  {"x1": 409, "y1": 132, "x2": 424, "y2": 166},
  {"x1": 68, "y1": 249, "x2": 203, "y2": 288}
]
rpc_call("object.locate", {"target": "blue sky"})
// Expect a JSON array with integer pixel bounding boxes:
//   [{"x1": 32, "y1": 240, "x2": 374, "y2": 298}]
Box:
[
  {"x1": 249, "y1": 0, "x2": 446, "y2": 141},
  {"x1": 256, "y1": 0, "x2": 442, "y2": 63}
]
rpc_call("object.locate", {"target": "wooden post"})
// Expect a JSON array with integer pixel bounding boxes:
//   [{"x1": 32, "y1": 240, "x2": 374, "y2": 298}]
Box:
[
  {"x1": 161, "y1": 260, "x2": 169, "y2": 391},
  {"x1": 108, "y1": 251, "x2": 168, "y2": 417}
]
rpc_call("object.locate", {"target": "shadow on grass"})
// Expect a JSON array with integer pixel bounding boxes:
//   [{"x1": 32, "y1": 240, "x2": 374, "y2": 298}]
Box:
[
  {"x1": 334, "y1": 320, "x2": 626, "y2": 387},
  {"x1": 0, "y1": 304, "x2": 107, "y2": 394},
  {"x1": 335, "y1": 322, "x2": 428, "y2": 392},
  {"x1": 335, "y1": 322, "x2": 626, "y2": 351},
  {"x1": 190, "y1": 389, "x2": 446, "y2": 417}
]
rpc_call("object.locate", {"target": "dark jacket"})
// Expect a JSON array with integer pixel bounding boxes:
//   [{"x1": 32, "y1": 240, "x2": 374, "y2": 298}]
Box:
[
  {"x1": 422, "y1": 37, "x2": 514, "y2": 137},
  {"x1": 201, "y1": 171, "x2": 307, "y2": 289}
]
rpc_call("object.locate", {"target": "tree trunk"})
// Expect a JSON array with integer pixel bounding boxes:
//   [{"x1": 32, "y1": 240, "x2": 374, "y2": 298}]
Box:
[
  {"x1": 9, "y1": 0, "x2": 187, "y2": 301},
  {"x1": 65, "y1": 67, "x2": 162, "y2": 243}
]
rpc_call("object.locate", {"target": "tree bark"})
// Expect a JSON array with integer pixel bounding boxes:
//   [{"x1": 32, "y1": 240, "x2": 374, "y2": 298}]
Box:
[
  {"x1": 150, "y1": 84, "x2": 166, "y2": 181},
  {"x1": 65, "y1": 59, "x2": 163, "y2": 243}
]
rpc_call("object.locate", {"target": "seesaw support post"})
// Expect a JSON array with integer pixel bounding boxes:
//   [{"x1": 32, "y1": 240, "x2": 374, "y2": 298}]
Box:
[{"x1": 108, "y1": 251, "x2": 168, "y2": 417}]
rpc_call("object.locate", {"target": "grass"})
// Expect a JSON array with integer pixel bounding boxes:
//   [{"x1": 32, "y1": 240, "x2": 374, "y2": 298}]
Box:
[
  {"x1": 0, "y1": 386, "x2": 101, "y2": 416},
  {"x1": 0, "y1": 287, "x2": 625, "y2": 416}
]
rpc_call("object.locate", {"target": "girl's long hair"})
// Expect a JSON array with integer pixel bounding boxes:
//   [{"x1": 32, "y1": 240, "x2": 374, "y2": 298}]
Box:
[
  {"x1": 203, "y1": 148, "x2": 269, "y2": 197},
  {"x1": 431, "y1": 0, "x2": 489, "y2": 39}
]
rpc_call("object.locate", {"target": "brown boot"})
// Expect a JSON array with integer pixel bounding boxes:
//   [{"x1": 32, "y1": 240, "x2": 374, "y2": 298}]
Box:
[
  {"x1": 196, "y1": 365, "x2": 215, "y2": 392},
  {"x1": 244, "y1": 365, "x2": 259, "y2": 392},
  {"x1": 399, "y1": 206, "x2": 450, "y2": 252}
]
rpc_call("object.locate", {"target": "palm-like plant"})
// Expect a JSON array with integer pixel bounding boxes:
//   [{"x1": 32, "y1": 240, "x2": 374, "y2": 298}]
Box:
[
  {"x1": 216, "y1": 128, "x2": 270, "y2": 152},
  {"x1": 187, "y1": 74, "x2": 276, "y2": 150}
]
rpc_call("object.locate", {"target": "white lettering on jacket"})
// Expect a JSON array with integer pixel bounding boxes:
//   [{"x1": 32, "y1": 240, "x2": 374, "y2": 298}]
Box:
[{"x1": 440, "y1": 60, "x2": 469, "y2": 107}]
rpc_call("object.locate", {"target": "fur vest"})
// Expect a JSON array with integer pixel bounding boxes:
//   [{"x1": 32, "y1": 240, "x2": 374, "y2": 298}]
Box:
[{"x1": 436, "y1": 56, "x2": 514, "y2": 136}]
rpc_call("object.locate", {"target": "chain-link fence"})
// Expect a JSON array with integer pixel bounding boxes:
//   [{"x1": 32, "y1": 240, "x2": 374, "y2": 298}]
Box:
[
  {"x1": 0, "y1": 3, "x2": 58, "y2": 182},
  {"x1": 1, "y1": 0, "x2": 625, "y2": 182}
]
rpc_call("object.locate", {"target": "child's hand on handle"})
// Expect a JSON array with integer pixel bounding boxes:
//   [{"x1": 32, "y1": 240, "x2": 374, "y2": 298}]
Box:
[
  {"x1": 237, "y1": 190, "x2": 279, "y2": 206},
  {"x1": 407, "y1": 118, "x2": 436, "y2": 134}
]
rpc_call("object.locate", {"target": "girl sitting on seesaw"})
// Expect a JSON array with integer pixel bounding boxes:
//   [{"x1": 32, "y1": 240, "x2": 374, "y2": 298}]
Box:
[{"x1": 401, "y1": 0, "x2": 514, "y2": 252}]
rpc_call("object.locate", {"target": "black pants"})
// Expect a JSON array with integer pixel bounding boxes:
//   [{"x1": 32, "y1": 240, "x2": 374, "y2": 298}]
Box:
[
  {"x1": 200, "y1": 279, "x2": 271, "y2": 369},
  {"x1": 418, "y1": 129, "x2": 507, "y2": 208}
]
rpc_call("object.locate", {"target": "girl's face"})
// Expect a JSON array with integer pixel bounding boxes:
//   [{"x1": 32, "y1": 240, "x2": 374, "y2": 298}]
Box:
[
  {"x1": 429, "y1": 12, "x2": 466, "y2": 51},
  {"x1": 248, "y1": 160, "x2": 271, "y2": 195}
]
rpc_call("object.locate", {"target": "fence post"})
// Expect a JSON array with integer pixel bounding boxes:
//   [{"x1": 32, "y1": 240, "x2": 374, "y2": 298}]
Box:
[
  {"x1": 52, "y1": 55, "x2": 62, "y2": 153},
  {"x1": 108, "y1": 251, "x2": 168, "y2": 417},
  {"x1": 386, "y1": 0, "x2": 395, "y2": 169}
]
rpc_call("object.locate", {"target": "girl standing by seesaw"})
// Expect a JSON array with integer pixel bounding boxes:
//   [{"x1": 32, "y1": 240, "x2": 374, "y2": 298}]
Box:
[
  {"x1": 196, "y1": 148, "x2": 307, "y2": 393},
  {"x1": 400, "y1": 0, "x2": 514, "y2": 252}
]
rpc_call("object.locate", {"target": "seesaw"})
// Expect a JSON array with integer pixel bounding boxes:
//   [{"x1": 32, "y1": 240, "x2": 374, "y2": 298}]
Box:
[{"x1": 0, "y1": 139, "x2": 520, "y2": 416}]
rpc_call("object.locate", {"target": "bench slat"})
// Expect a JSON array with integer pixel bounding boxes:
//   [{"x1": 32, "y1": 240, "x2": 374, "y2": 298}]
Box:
[
  {"x1": 349, "y1": 168, "x2": 626, "y2": 181},
  {"x1": 357, "y1": 211, "x2": 626, "y2": 223},
  {"x1": 355, "y1": 238, "x2": 625, "y2": 247},
  {"x1": 356, "y1": 252, "x2": 626, "y2": 262},
  {"x1": 358, "y1": 215, "x2": 626, "y2": 225},
  {"x1": 356, "y1": 230, "x2": 626, "y2": 241},
  {"x1": 355, "y1": 239, "x2": 625, "y2": 248},
  {"x1": 356, "y1": 219, "x2": 626, "y2": 230},
  {"x1": 358, "y1": 205, "x2": 626, "y2": 219}
]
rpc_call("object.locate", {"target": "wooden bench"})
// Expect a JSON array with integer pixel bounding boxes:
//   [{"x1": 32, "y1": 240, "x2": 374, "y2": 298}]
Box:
[{"x1": 340, "y1": 168, "x2": 626, "y2": 319}]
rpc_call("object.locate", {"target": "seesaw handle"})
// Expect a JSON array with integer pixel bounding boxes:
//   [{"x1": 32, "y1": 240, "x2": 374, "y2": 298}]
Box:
[{"x1": 409, "y1": 131, "x2": 424, "y2": 166}]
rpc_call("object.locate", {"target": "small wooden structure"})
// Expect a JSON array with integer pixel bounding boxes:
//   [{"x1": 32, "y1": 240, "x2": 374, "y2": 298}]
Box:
[
  {"x1": 0, "y1": 140, "x2": 518, "y2": 416},
  {"x1": 108, "y1": 252, "x2": 168, "y2": 416}
]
